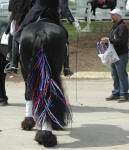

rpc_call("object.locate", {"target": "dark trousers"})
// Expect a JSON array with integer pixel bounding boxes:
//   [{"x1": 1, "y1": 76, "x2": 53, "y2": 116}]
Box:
[
  {"x1": 12, "y1": 39, "x2": 19, "y2": 67},
  {"x1": 111, "y1": 53, "x2": 128, "y2": 97}
]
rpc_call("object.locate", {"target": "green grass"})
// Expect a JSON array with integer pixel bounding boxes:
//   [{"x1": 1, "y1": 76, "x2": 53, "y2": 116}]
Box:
[
  {"x1": 89, "y1": 65, "x2": 110, "y2": 72},
  {"x1": 90, "y1": 63, "x2": 129, "y2": 72},
  {"x1": 90, "y1": 21, "x2": 112, "y2": 32},
  {"x1": 63, "y1": 22, "x2": 90, "y2": 41},
  {"x1": 63, "y1": 21, "x2": 113, "y2": 41}
]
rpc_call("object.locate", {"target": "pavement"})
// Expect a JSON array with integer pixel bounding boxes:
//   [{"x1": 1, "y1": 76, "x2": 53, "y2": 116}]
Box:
[
  {"x1": 62, "y1": 72, "x2": 129, "y2": 79},
  {"x1": 62, "y1": 71, "x2": 112, "y2": 79},
  {"x1": 1, "y1": 78, "x2": 129, "y2": 150}
]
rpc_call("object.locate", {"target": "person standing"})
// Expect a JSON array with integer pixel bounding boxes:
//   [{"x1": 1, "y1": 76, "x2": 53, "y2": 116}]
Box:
[{"x1": 101, "y1": 8, "x2": 129, "y2": 102}]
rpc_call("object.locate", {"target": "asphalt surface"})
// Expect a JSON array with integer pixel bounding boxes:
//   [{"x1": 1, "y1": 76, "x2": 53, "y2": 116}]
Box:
[{"x1": 1, "y1": 79, "x2": 129, "y2": 150}]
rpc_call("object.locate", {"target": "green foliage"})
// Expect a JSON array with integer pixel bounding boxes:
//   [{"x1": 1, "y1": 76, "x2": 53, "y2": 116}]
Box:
[
  {"x1": 91, "y1": 63, "x2": 129, "y2": 72},
  {"x1": 69, "y1": 1, "x2": 76, "y2": 6},
  {"x1": 90, "y1": 21, "x2": 112, "y2": 32},
  {"x1": 63, "y1": 21, "x2": 113, "y2": 41}
]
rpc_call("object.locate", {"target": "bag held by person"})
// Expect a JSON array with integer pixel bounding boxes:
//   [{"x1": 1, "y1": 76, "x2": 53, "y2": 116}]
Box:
[
  {"x1": 1, "y1": 32, "x2": 9, "y2": 45},
  {"x1": 97, "y1": 41, "x2": 120, "y2": 66}
]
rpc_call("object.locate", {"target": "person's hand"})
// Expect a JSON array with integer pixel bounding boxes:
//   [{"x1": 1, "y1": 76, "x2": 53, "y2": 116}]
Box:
[
  {"x1": 73, "y1": 18, "x2": 81, "y2": 33},
  {"x1": 101, "y1": 37, "x2": 109, "y2": 44}
]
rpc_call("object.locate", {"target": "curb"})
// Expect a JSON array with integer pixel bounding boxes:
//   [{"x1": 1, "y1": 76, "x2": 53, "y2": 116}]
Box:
[{"x1": 62, "y1": 72, "x2": 112, "y2": 79}]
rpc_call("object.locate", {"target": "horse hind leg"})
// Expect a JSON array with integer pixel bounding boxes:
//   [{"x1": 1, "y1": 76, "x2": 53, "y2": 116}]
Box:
[
  {"x1": 35, "y1": 119, "x2": 57, "y2": 147},
  {"x1": 20, "y1": 74, "x2": 35, "y2": 130},
  {"x1": 21, "y1": 100, "x2": 35, "y2": 130}
]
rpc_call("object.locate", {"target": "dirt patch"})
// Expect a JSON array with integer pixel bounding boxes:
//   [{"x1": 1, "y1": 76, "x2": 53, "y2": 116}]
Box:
[{"x1": 69, "y1": 32, "x2": 109, "y2": 72}]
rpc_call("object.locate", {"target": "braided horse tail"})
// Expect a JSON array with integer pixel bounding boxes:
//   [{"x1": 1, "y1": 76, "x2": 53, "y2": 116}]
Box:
[{"x1": 20, "y1": 20, "x2": 72, "y2": 129}]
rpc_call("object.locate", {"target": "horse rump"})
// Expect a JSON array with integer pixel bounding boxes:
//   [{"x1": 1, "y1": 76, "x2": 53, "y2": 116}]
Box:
[{"x1": 20, "y1": 21, "x2": 72, "y2": 131}]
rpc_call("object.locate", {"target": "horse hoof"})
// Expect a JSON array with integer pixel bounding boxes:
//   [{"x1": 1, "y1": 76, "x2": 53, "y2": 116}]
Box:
[
  {"x1": 21, "y1": 117, "x2": 35, "y2": 130},
  {"x1": 35, "y1": 130, "x2": 57, "y2": 147}
]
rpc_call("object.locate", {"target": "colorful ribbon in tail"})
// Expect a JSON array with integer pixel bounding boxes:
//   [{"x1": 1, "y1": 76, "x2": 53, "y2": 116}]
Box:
[{"x1": 27, "y1": 45, "x2": 72, "y2": 128}]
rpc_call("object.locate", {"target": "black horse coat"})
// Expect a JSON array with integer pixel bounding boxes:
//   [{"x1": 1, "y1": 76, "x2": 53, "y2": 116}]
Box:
[
  {"x1": 20, "y1": 20, "x2": 70, "y2": 127},
  {"x1": 14, "y1": 0, "x2": 74, "y2": 42},
  {"x1": 0, "y1": 18, "x2": 9, "y2": 99},
  {"x1": 20, "y1": 20, "x2": 66, "y2": 80},
  {"x1": 0, "y1": 19, "x2": 9, "y2": 57},
  {"x1": 0, "y1": 53, "x2": 7, "y2": 98},
  {"x1": 87, "y1": 0, "x2": 117, "y2": 16}
]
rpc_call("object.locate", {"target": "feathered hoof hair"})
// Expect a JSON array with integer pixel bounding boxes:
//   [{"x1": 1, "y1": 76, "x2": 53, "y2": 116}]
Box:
[
  {"x1": 35, "y1": 130, "x2": 57, "y2": 147},
  {"x1": 21, "y1": 117, "x2": 35, "y2": 130}
]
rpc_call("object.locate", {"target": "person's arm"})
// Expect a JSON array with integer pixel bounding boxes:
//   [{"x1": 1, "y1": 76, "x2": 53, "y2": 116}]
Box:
[
  {"x1": 5, "y1": 21, "x2": 11, "y2": 34},
  {"x1": 59, "y1": 0, "x2": 75, "y2": 24},
  {"x1": 14, "y1": 0, "x2": 45, "y2": 37},
  {"x1": 5, "y1": 0, "x2": 14, "y2": 34},
  {"x1": 59, "y1": 0, "x2": 80, "y2": 32},
  {"x1": 101, "y1": 37, "x2": 109, "y2": 44}
]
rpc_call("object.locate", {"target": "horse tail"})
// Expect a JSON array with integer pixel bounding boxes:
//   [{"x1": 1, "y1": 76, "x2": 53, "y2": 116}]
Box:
[{"x1": 27, "y1": 31, "x2": 72, "y2": 128}]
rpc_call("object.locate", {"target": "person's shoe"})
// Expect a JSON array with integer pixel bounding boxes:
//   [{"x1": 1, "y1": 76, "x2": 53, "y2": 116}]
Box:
[
  {"x1": 64, "y1": 68, "x2": 73, "y2": 76},
  {"x1": 4, "y1": 63, "x2": 17, "y2": 74},
  {"x1": 118, "y1": 96, "x2": 129, "y2": 103},
  {"x1": 106, "y1": 95, "x2": 120, "y2": 101}
]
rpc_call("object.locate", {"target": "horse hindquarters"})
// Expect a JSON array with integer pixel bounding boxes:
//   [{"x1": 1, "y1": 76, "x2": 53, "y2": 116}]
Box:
[
  {"x1": 20, "y1": 27, "x2": 37, "y2": 130},
  {"x1": 20, "y1": 22, "x2": 71, "y2": 146}
]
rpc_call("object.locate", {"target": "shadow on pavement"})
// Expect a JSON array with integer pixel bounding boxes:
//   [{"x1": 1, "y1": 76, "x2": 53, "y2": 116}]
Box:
[
  {"x1": 60, "y1": 124, "x2": 129, "y2": 148},
  {"x1": 8, "y1": 103, "x2": 25, "y2": 107},
  {"x1": 72, "y1": 105, "x2": 129, "y2": 114}
]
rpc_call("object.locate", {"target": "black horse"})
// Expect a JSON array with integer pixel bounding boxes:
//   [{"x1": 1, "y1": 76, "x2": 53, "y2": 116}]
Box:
[
  {"x1": 0, "y1": 53, "x2": 8, "y2": 104},
  {"x1": 0, "y1": 18, "x2": 9, "y2": 106},
  {"x1": 0, "y1": 0, "x2": 72, "y2": 146},
  {"x1": 20, "y1": 19, "x2": 72, "y2": 147},
  {"x1": 0, "y1": 0, "x2": 34, "y2": 105},
  {"x1": 87, "y1": 0, "x2": 117, "y2": 16},
  {"x1": 0, "y1": 18, "x2": 72, "y2": 146}
]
